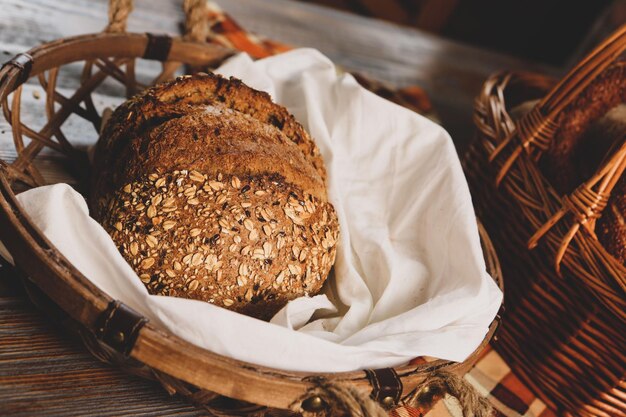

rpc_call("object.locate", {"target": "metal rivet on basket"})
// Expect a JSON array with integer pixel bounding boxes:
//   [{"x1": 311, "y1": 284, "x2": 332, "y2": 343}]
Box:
[
  {"x1": 381, "y1": 396, "x2": 395, "y2": 408},
  {"x1": 302, "y1": 395, "x2": 325, "y2": 412},
  {"x1": 416, "y1": 384, "x2": 441, "y2": 405},
  {"x1": 113, "y1": 331, "x2": 125, "y2": 344}
]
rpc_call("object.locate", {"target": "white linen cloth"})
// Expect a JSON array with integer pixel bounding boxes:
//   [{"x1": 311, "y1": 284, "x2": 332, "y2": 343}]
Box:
[{"x1": 1, "y1": 49, "x2": 502, "y2": 372}]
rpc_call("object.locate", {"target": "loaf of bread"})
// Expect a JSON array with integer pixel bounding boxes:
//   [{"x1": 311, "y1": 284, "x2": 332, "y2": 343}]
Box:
[
  {"x1": 578, "y1": 106, "x2": 626, "y2": 266},
  {"x1": 540, "y1": 60, "x2": 626, "y2": 194},
  {"x1": 90, "y1": 74, "x2": 340, "y2": 319},
  {"x1": 536, "y1": 60, "x2": 626, "y2": 266},
  {"x1": 597, "y1": 175, "x2": 626, "y2": 265}
]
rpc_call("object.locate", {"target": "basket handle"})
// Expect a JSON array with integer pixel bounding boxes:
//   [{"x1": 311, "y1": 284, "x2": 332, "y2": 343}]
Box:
[
  {"x1": 105, "y1": 0, "x2": 208, "y2": 42},
  {"x1": 528, "y1": 139, "x2": 626, "y2": 272},
  {"x1": 489, "y1": 24, "x2": 626, "y2": 273},
  {"x1": 489, "y1": 24, "x2": 626, "y2": 186}
]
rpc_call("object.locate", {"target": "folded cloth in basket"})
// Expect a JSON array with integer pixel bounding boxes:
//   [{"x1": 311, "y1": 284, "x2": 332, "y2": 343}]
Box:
[{"x1": 2, "y1": 49, "x2": 502, "y2": 372}]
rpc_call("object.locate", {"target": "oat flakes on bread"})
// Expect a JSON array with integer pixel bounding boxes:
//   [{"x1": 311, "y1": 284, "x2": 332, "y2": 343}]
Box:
[{"x1": 91, "y1": 73, "x2": 339, "y2": 320}]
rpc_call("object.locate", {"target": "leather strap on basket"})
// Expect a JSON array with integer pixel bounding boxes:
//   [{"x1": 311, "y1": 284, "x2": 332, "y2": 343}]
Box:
[
  {"x1": 95, "y1": 300, "x2": 148, "y2": 356},
  {"x1": 489, "y1": 24, "x2": 626, "y2": 186},
  {"x1": 1, "y1": 53, "x2": 33, "y2": 86},
  {"x1": 143, "y1": 34, "x2": 174, "y2": 61},
  {"x1": 365, "y1": 368, "x2": 403, "y2": 407}
]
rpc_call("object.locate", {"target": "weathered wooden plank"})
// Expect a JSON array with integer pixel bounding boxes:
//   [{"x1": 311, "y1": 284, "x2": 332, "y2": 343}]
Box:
[
  {"x1": 0, "y1": 0, "x2": 556, "y2": 164},
  {"x1": 215, "y1": 0, "x2": 557, "y2": 145},
  {"x1": 0, "y1": 294, "x2": 203, "y2": 416}
]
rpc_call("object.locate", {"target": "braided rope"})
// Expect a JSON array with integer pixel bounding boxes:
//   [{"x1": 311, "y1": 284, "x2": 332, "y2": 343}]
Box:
[
  {"x1": 105, "y1": 0, "x2": 133, "y2": 33},
  {"x1": 289, "y1": 371, "x2": 492, "y2": 417},
  {"x1": 290, "y1": 378, "x2": 387, "y2": 417},
  {"x1": 105, "y1": 0, "x2": 207, "y2": 40},
  {"x1": 404, "y1": 371, "x2": 493, "y2": 417},
  {"x1": 183, "y1": 0, "x2": 209, "y2": 42}
]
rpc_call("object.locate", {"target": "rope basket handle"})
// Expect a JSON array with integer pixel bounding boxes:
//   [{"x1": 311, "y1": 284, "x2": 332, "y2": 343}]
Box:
[{"x1": 105, "y1": 0, "x2": 208, "y2": 42}]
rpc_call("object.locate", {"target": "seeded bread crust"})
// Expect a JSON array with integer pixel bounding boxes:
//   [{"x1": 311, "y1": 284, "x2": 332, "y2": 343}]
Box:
[
  {"x1": 93, "y1": 105, "x2": 326, "y2": 219},
  {"x1": 91, "y1": 74, "x2": 339, "y2": 320},
  {"x1": 99, "y1": 171, "x2": 338, "y2": 320}
]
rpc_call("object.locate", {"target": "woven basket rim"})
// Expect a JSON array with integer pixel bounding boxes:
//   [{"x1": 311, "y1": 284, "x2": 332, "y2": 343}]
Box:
[{"x1": 0, "y1": 32, "x2": 503, "y2": 410}]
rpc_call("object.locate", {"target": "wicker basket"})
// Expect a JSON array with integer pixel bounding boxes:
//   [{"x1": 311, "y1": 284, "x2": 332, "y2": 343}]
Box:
[
  {"x1": 464, "y1": 25, "x2": 626, "y2": 417},
  {"x1": 0, "y1": 1, "x2": 503, "y2": 416}
]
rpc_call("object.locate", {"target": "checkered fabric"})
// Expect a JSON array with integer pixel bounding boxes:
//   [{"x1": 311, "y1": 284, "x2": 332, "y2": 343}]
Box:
[
  {"x1": 461, "y1": 346, "x2": 555, "y2": 417},
  {"x1": 202, "y1": 4, "x2": 554, "y2": 416}
]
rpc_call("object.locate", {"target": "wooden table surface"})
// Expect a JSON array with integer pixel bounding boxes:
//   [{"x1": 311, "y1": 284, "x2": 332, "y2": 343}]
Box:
[{"x1": 0, "y1": 0, "x2": 557, "y2": 415}]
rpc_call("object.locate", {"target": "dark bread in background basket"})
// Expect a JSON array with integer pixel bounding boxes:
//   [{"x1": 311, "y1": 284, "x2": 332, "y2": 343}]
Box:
[
  {"x1": 465, "y1": 24, "x2": 626, "y2": 416},
  {"x1": 538, "y1": 59, "x2": 626, "y2": 266},
  {"x1": 597, "y1": 174, "x2": 626, "y2": 265},
  {"x1": 90, "y1": 73, "x2": 339, "y2": 320},
  {"x1": 540, "y1": 60, "x2": 626, "y2": 194}
]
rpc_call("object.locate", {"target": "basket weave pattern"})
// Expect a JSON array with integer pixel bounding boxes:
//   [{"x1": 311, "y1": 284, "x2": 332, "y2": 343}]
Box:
[{"x1": 464, "y1": 26, "x2": 626, "y2": 417}]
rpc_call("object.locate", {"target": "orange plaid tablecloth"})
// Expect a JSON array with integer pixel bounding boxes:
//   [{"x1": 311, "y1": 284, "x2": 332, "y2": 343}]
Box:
[{"x1": 202, "y1": 4, "x2": 555, "y2": 417}]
